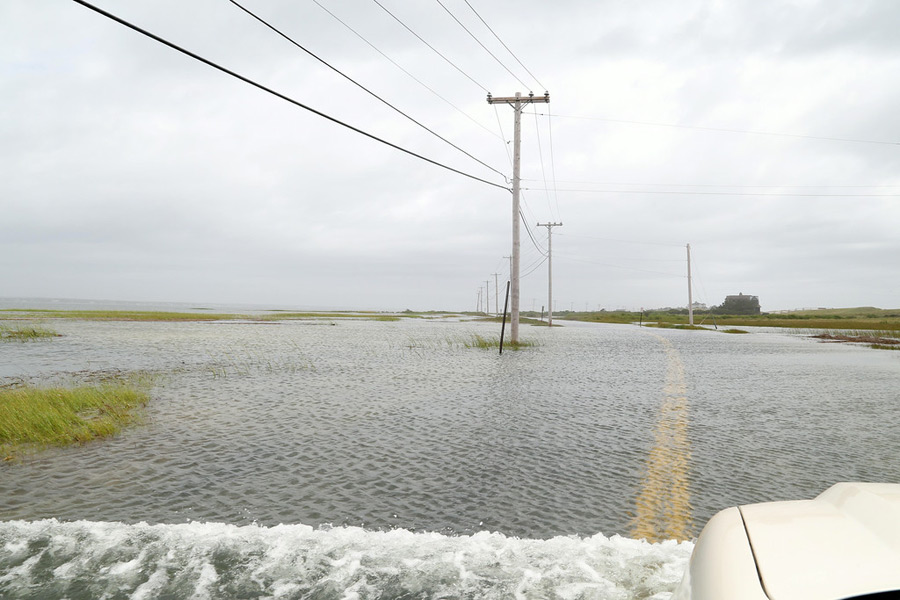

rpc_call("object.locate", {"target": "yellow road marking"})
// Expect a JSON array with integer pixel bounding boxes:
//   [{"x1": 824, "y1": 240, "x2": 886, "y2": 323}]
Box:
[{"x1": 632, "y1": 334, "x2": 695, "y2": 542}]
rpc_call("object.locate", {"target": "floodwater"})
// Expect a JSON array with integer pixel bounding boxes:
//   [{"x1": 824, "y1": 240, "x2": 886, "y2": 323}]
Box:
[{"x1": 1, "y1": 314, "x2": 898, "y2": 599}]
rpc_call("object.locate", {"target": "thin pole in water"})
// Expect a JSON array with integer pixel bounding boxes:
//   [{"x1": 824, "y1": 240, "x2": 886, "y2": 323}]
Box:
[{"x1": 499, "y1": 280, "x2": 511, "y2": 355}]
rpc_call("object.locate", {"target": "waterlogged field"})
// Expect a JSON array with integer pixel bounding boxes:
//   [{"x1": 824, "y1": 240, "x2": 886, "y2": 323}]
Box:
[{"x1": 2, "y1": 314, "x2": 899, "y2": 599}]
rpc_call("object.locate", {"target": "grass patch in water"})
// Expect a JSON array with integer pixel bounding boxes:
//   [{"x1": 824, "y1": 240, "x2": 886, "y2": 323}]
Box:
[
  {"x1": 0, "y1": 323, "x2": 60, "y2": 341},
  {"x1": 557, "y1": 307, "x2": 900, "y2": 331},
  {"x1": 1, "y1": 380, "x2": 151, "y2": 460},
  {"x1": 646, "y1": 323, "x2": 708, "y2": 331},
  {"x1": 723, "y1": 329, "x2": 749, "y2": 334},
  {"x1": 811, "y1": 330, "x2": 900, "y2": 348},
  {"x1": 463, "y1": 334, "x2": 536, "y2": 350},
  {"x1": 1, "y1": 309, "x2": 238, "y2": 322}
]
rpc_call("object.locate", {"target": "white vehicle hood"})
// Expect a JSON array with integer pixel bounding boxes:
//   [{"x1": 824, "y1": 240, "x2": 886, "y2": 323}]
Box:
[{"x1": 740, "y1": 482, "x2": 900, "y2": 600}]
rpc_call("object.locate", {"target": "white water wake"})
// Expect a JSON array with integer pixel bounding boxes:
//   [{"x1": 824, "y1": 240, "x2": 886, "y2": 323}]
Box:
[{"x1": 0, "y1": 519, "x2": 691, "y2": 599}]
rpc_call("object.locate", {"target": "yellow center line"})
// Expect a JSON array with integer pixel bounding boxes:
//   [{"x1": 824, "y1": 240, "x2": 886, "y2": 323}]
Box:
[{"x1": 632, "y1": 334, "x2": 695, "y2": 542}]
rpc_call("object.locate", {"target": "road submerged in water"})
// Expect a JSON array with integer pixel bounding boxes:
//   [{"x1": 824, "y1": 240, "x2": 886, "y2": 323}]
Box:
[{"x1": 1, "y1": 316, "x2": 898, "y2": 598}]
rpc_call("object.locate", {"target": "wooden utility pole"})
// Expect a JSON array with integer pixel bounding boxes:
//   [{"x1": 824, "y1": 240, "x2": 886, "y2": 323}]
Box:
[
  {"x1": 687, "y1": 243, "x2": 694, "y2": 325},
  {"x1": 488, "y1": 91, "x2": 550, "y2": 343},
  {"x1": 492, "y1": 273, "x2": 501, "y2": 316},
  {"x1": 537, "y1": 222, "x2": 562, "y2": 327}
]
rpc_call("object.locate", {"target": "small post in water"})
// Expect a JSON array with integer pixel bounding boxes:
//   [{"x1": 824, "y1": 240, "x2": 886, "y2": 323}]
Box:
[{"x1": 499, "y1": 281, "x2": 511, "y2": 355}]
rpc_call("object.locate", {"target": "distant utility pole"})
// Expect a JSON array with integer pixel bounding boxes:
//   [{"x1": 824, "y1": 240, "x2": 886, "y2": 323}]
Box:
[
  {"x1": 492, "y1": 273, "x2": 501, "y2": 316},
  {"x1": 687, "y1": 243, "x2": 694, "y2": 326},
  {"x1": 476, "y1": 288, "x2": 482, "y2": 313},
  {"x1": 537, "y1": 221, "x2": 562, "y2": 327},
  {"x1": 485, "y1": 281, "x2": 491, "y2": 315},
  {"x1": 489, "y1": 91, "x2": 550, "y2": 344}
]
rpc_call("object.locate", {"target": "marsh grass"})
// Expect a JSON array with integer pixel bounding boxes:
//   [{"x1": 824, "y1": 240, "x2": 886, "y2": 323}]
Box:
[
  {"x1": 560, "y1": 307, "x2": 900, "y2": 331},
  {"x1": 811, "y1": 330, "x2": 900, "y2": 349},
  {"x1": 723, "y1": 329, "x2": 749, "y2": 334},
  {"x1": 0, "y1": 380, "x2": 151, "y2": 460},
  {"x1": 0, "y1": 323, "x2": 59, "y2": 341},
  {"x1": 1, "y1": 309, "x2": 237, "y2": 322},
  {"x1": 646, "y1": 323, "x2": 708, "y2": 331},
  {"x1": 462, "y1": 334, "x2": 537, "y2": 350},
  {"x1": 1, "y1": 308, "x2": 466, "y2": 323}
]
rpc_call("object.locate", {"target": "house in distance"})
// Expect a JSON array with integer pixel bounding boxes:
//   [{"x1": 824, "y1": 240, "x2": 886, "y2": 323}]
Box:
[{"x1": 714, "y1": 293, "x2": 761, "y2": 315}]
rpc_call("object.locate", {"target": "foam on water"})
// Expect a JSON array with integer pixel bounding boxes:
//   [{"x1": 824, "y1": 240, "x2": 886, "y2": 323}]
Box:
[{"x1": 0, "y1": 520, "x2": 691, "y2": 599}]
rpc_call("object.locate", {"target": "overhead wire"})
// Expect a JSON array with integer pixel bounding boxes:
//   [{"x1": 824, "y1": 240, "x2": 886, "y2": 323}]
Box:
[
  {"x1": 522, "y1": 187, "x2": 900, "y2": 197},
  {"x1": 228, "y1": 0, "x2": 507, "y2": 181},
  {"x1": 555, "y1": 231, "x2": 684, "y2": 248},
  {"x1": 462, "y1": 0, "x2": 546, "y2": 91},
  {"x1": 311, "y1": 1, "x2": 500, "y2": 141},
  {"x1": 546, "y1": 104, "x2": 561, "y2": 220},
  {"x1": 555, "y1": 253, "x2": 684, "y2": 278},
  {"x1": 370, "y1": 0, "x2": 489, "y2": 93},
  {"x1": 493, "y1": 105, "x2": 513, "y2": 166},
  {"x1": 521, "y1": 254, "x2": 548, "y2": 278},
  {"x1": 434, "y1": 0, "x2": 530, "y2": 89},
  {"x1": 520, "y1": 208, "x2": 547, "y2": 255},
  {"x1": 520, "y1": 178, "x2": 900, "y2": 189},
  {"x1": 72, "y1": 0, "x2": 509, "y2": 191},
  {"x1": 528, "y1": 111, "x2": 899, "y2": 146},
  {"x1": 531, "y1": 109, "x2": 554, "y2": 219}
]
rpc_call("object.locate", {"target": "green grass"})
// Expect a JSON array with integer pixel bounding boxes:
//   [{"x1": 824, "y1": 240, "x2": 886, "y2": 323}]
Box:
[
  {"x1": 558, "y1": 307, "x2": 900, "y2": 332},
  {"x1": 0, "y1": 308, "x2": 456, "y2": 323},
  {"x1": 0, "y1": 323, "x2": 59, "y2": 341},
  {"x1": 473, "y1": 316, "x2": 554, "y2": 326},
  {"x1": 462, "y1": 333, "x2": 537, "y2": 350},
  {"x1": 1, "y1": 309, "x2": 238, "y2": 321},
  {"x1": 723, "y1": 329, "x2": 750, "y2": 334},
  {"x1": 1, "y1": 380, "x2": 151, "y2": 460}
]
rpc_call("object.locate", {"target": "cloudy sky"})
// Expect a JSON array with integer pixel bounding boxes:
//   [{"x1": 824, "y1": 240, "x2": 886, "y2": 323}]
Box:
[{"x1": 3, "y1": 0, "x2": 899, "y2": 312}]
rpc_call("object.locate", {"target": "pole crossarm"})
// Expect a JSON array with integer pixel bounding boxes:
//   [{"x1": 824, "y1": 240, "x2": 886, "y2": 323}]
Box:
[{"x1": 487, "y1": 92, "x2": 550, "y2": 105}]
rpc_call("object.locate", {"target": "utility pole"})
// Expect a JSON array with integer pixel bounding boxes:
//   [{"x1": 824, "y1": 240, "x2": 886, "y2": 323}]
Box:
[
  {"x1": 492, "y1": 273, "x2": 501, "y2": 316},
  {"x1": 485, "y1": 281, "x2": 491, "y2": 315},
  {"x1": 537, "y1": 221, "x2": 562, "y2": 327},
  {"x1": 687, "y1": 243, "x2": 694, "y2": 326},
  {"x1": 489, "y1": 91, "x2": 550, "y2": 343}
]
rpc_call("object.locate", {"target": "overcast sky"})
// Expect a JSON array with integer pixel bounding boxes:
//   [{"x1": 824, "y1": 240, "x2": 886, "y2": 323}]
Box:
[{"x1": 3, "y1": 0, "x2": 899, "y2": 312}]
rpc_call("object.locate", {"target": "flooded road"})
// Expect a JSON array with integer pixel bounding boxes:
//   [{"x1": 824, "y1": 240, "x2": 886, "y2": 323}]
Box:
[{"x1": 1, "y1": 315, "x2": 898, "y2": 598}]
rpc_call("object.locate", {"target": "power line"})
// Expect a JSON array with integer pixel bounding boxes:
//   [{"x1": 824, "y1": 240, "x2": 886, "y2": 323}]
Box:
[
  {"x1": 229, "y1": 0, "x2": 507, "y2": 181},
  {"x1": 521, "y1": 254, "x2": 548, "y2": 278},
  {"x1": 519, "y1": 208, "x2": 547, "y2": 255},
  {"x1": 370, "y1": 0, "x2": 489, "y2": 93},
  {"x1": 556, "y1": 232, "x2": 684, "y2": 248},
  {"x1": 529, "y1": 112, "x2": 900, "y2": 146},
  {"x1": 520, "y1": 178, "x2": 900, "y2": 189},
  {"x1": 523, "y1": 187, "x2": 900, "y2": 197},
  {"x1": 532, "y1": 109, "x2": 553, "y2": 219},
  {"x1": 72, "y1": 0, "x2": 509, "y2": 192},
  {"x1": 555, "y1": 252, "x2": 684, "y2": 278},
  {"x1": 494, "y1": 104, "x2": 513, "y2": 166},
  {"x1": 434, "y1": 0, "x2": 529, "y2": 89},
  {"x1": 462, "y1": 0, "x2": 546, "y2": 91},
  {"x1": 546, "y1": 104, "x2": 561, "y2": 221},
  {"x1": 313, "y1": 0, "x2": 501, "y2": 141}
]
